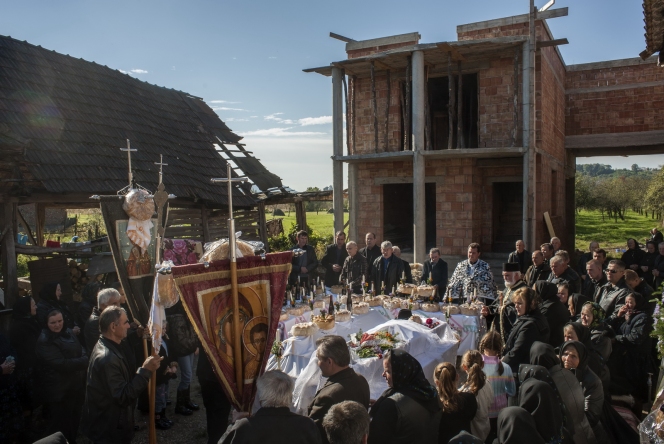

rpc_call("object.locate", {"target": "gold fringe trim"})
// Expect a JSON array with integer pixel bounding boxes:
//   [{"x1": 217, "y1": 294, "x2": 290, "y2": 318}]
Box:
[{"x1": 173, "y1": 263, "x2": 291, "y2": 287}]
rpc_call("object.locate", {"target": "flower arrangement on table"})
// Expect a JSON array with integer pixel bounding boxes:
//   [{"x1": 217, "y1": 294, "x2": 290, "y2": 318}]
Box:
[
  {"x1": 334, "y1": 301, "x2": 341, "y2": 311},
  {"x1": 424, "y1": 318, "x2": 440, "y2": 329},
  {"x1": 349, "y1": 329, "x2": 401, "y2": 359},
  {"x1": 271, "y1": 333, "x2": 285, "y2": 370}
]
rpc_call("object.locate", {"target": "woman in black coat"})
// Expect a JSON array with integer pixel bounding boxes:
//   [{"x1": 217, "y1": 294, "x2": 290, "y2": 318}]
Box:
[
  {"x1": 518, "y1": 378, "x2": 565, "y2": 444},
  {"x1": 36, "y1": 309, "x2": 88, "y2": 443},
  {"x1": 639, "y1": 241, "x2": 658, "y2": 287},
  {"x1": 36, "y1": 282, "x2": 79, "y2": 335},
  {"x1": 369, "y1": 349, "x2": 440, "y2": 444},
  {"x1": 9, "y1": 296, "x2": 42, "y2": 414},
  {"x1": 607, "y1": 292, "x2": 653, "y2": 404},
  {"x1": 535, "y1": 281, "x2": 569, "y2": 348},
  {"x1": 563, "y1": 322, "x2": 610, "y2": 398},
  {"x1": 502, "y1": 287, "x2": 550, "y2": 373},
  {"x1": 568, "y1": 293, "x2": 590, "y2": 322},
  {"x1": 621, "y1": 239, "x2": 644, "y2": 276}
]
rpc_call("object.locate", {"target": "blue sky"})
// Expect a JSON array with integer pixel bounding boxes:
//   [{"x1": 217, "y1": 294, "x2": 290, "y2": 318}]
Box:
[{"x1": 1, "y1": 0, "x2": 656, "y2": 190}]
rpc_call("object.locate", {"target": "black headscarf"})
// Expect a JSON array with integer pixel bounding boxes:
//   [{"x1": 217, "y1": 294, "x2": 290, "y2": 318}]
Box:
[
  {"x1": 39, "y1": 282, "x2": 60, "y2": 303},
  {"x1": 559, "y1": 340, "x2": 588, "y2": 383},
  {"x1": 497, "y1": 406, "x2": 545, "y2": 444},
  {"x1": 569, "y1": 293, "x2": 589, "y2": 317},
  {"x1": 446, "y1": 430, "x2": 484, "y2": 444},
  {"x1": 627, "y1": 292, "x2": 648, "y2": 313},
  {"x1": 627, "y1": 238, "x2": 638, "y2": 251},
  {"x1": 529, "y1": 341, "x2": 559, "y2": 369},
  {"x1": 519, "y1": 379, "x2": 564, "y2": 444},
  {"x1": 535, "y1": 281, "x2": 558, "y2": 303},
  {"x1": 564, "y1": 321, "x2": 591, "y2": 344},
  {"x1": 12, "y1": 296, "x2": 34, "y2": 319},
  {"x1": 374, "y1": 349, "x2": 439, "y2": 414}
]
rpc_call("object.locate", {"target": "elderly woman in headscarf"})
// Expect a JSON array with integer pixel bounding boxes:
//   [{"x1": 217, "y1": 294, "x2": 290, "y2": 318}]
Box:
[
  {"x1": 560, "y1": 341, "x2": 607, "y2": 442},
  {"x1": 520, "y1": 342, "x2": 595, "y2": 444},
  {"x1": 518, "y1": 378, "x2": 565, "y2": 444},
  {"x1": 535, "y1": 281, "x2": 569, "y2": 347},
  {"x1": 495, "y1": 406, "x2": 545, "y2": 444},
  {"x1": 579, "y1": 302, "x2": 612, "y2": 361},
  {"x1": 563, "y1": 322, "x2": 610, "y2": 397},
  {"x1": 368, "y1": 349, "x2": 441, "y2": 444},
  {"x1": 639, "y1": 240, "x2": 659, "y2": 287},
  {"x1": 568, "y1": 294, "x2": 589, "y2": 322},
  {"x1": 620, "y1": 238, "x2": 644, "y2": 275},
  {"x1": 9, "y1": 296, "x2": 42, "y2": 418},
  {"x1": 607, "y1": 292, "x2": 653, "y2": 406},
  {"x1": 36, "y1": 283, "x2": 79, "y2": 335}
]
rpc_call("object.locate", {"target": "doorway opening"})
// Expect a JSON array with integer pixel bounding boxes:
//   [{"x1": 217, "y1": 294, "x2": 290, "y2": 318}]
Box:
[
  {"x1": 383, "y1": 183, "x2": 436, "y2": 252},
  {"x1": 492, "y1": 181, "x2": 523, "y2": 252}
]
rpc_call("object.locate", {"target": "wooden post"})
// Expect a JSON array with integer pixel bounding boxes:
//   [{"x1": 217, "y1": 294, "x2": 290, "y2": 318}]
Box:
[
  {"x1": 1, "y1": 202, "x2": 18, "y2": 309},
  {"x1": 201, "y1": 206, "x2": 210, "y2": 243},
  {"x1": 295, "y1": 201, "x2": 307, "y2": 232},
  {"x1": 370, "y1": 62, "x2": 379, "y2": 153},
  {"x1": 384, "y1": 70, "x2": 391, "y2": 151},
  {"x1": 36, "y1": 203, "x2": 45, "y2": 247},
  {"x1": 447, "y1": 52, "x2": 456, "y2": 150},
  {"x1": 257, "y1": 201, "x2": 269, "y2": 252},
  {"x1": 457, "y1": 61, "x2": 464, "y2": 149}
]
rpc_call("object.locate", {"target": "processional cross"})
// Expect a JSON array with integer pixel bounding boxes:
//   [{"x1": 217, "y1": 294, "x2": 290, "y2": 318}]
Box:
[
  {"x1": 120, "y1": 139, "x2": 137, "y2": 189},
  {"x1": 211, "y1": 164, "x2": 248, "y2": 387}
]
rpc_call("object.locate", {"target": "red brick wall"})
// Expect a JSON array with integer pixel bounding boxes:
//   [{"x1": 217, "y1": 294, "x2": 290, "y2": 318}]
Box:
[
  {"x1": 566, "y1": 61, "x2": 664, "y2": 135},
  {"x1": 478, "y1": 57, "x2": 520, "y2": 147}
]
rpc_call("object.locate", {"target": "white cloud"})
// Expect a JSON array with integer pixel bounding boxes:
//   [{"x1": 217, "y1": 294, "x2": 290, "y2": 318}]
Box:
[
  {"x1": 264, "y1": 113, "x2": 284, "y2": 121},
  {"x1": 119, "y1": 69, "x2": 128, "y2": 74},
  {"x1": 225, "y1": 118, "x2": 249, "y2": 122},
  {"x1": 240, "y1": 127, "x2": 326, "y2": 137},
  {"x1": 130, "y1": 69, "x2": 148, "y2": 74},
  {"x1": 210, "y1": 100, "x2": 240, "y2": 104},
  {"x1": 250, "y1": 116, "x2": 258, "y2": 118},
  {"x1": 298, "y1": 116, "x2": 332, "y2": 126},
  {"x1": 212, "y1": 106, "x2": 248, "y2": 112}
]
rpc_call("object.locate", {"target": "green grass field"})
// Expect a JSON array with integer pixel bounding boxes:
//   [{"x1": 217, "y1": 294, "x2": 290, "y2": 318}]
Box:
[
  {"x1": 271, "y1": 211, "x2": 348, "y2": 236},
  {"x1": 575, "y1": 209, "x2": 658, "y2": 251}
]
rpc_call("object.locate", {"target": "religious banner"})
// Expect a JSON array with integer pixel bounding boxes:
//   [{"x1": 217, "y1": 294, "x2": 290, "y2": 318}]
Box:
[
  {"x1": 171, "y1": 252, "x2": 291, "y2": 411},
  {"x1": 100, "y1": 192, "x2": 167, "y2": 325}
]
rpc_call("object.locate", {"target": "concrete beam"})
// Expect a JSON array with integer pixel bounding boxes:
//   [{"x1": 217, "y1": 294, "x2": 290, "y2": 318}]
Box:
[
  {"x1": 346, "y1": 32, "x2": 420, "y2": 52},
  {"x1": 567, "y1": 55, "x2": 657, "y2": 71},
  {"x1": 332, "y1": 67, "x2": 345, "y2": 235},
  {"x1": 412, "y1": 50, "x2": 426, "y2": 263},
  {"x1": 457, "y1": 7, "x2": 568, "y2": 34},
  {"x1": 348, "y1": 163, "x2": 359, "y2": 243}
]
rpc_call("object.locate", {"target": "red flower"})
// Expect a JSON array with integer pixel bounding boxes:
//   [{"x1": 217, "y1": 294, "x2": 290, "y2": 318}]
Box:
[{"x1": 425, "y1": 318, "x2": 433, "y2": 325}]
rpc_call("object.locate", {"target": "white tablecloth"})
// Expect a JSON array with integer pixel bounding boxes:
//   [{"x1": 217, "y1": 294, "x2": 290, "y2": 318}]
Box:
[
  {"x1": 411, "y1": 311, "x2": 486, "y2": 355},
  {"x1": 290, "y1": 318, "x2": 459, "y2": 413}
]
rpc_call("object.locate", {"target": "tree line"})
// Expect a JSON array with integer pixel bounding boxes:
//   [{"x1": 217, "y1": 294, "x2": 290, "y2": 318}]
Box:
[{"x1": 575, "y1": 163, "x2": 662, "y2": 222}]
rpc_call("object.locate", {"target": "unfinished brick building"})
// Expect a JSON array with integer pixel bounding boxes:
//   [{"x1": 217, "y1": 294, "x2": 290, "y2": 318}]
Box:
[{"x1": 306, "y1": 6, "x2": 664, "y2": 261}]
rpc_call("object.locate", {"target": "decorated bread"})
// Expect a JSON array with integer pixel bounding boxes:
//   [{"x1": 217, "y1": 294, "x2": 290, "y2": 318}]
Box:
[
  {"x1": 330, "y1": 285, "x2": 344, "y2": 295},
  {"x1": 397, "y1": 283, "x2": 417, "y2": 295},
  {"x1": 409, "y1": 315, "x2": 423, "y2": 324},
  {"x1": 315, "y1": 286, "x2": 325, "y2": 295},
  {"x1": 417, "y1": 285, "x2": 436, "y2": 298},
  {"x1": 421, "y1": 302, "x2": 440, "y2": 312},
  {"x1": 313, "y1": 314, "x2": 335, "y2": 330},
  {"x1": 351, "y1": 295, "x2": 365, "y2": 304},
  {"x1": 386, "y1": 299, "x2": 401, "y2": 310},
  {"x1": 352, "y1": 302, "x2": 370, "y2": 315},
  {"x1": 279, "y1": 311, "x2": 290, "y2": 321},
  {"x1": 411, "y1": 263, "x2": 423, "y2": 271},
  {"x1": 441, "y1": 304, "x2": 460, "y2": 315},
  {"x1": 291, "y1": 322, "x2": 315, "y2": 337},
  {"x1": 335, "y1": 309, "x2": 351, "y2": 322},
  {"x1": 459, "y1": 304, "x2": 479, "y2": 316},
  {"x1": 366, "y1": 297, "x2": 382, "y2": 307},
  {"x1": 287, "y1": 306, "x2": 305, "y2": 317},
  {"x1": 313, "y1": 300, "x2": 326, "y2": 309}
]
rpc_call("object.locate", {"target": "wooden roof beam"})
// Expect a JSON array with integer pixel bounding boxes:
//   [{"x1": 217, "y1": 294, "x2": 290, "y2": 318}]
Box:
[
  {"x1": 436, "y1": 43, "x2": 466, "y2": 62},
  {"x1": 537, "y1": 38, "x2": 569, "y2": 49}
]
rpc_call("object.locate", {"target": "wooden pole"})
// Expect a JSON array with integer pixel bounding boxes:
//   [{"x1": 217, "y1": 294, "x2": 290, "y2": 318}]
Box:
[
  {"x1": 447, "y1": 52, "x2": 456, "y2": 150},
  {"x1": 457, "y1": 61, "x2": 464, "y2": 149},
  {"x1": 370, "y1": 61, "x2": 379, "y2": 153}
]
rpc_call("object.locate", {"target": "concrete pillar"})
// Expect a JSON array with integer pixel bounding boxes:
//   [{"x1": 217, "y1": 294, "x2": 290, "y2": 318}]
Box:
[
  {"x1": 332, "y1": 67, "x2": 344, "y2": 235},
  {"x1": 412, "y1": 50, "x2": 426, "y2": 263},
  {"x1": 521, "y1": 35, "x2": 536, "y2": 250},
  {"x1": 348, "y1": 163, "x2": 359, "y2": 243}
]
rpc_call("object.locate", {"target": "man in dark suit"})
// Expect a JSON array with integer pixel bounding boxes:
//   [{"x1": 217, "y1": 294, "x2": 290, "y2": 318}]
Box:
[
  {"x1": 507, "y1": 240, "x2": 532, "y2": 274},
  {"x1": 371, "y1": 241, "x2": 405, "y2": 295},
  {"x1": 221, "y1": 370, "x2": 321, "y2": 444},
  {"x1": 289, "y1": 230, "x2": 319, "y2": 286},
  {"x1": 359, "y1": 232, "x2": 381, "y2": 277},
  {"x1": 308, "y1": 336, "x2": 370, "y2": 444},
  {"x1": 392, "y1": 246, "x2": 412, "y2": 284},
  {"x1": 524, "y1": 250, "x2": 551, "y2": 287},
  {"x1": 421, "y1": 248, "x2": 448, "y2": 293},
  {"x1": 321, "y1": 231, "x2": 348, "y2": 288}
]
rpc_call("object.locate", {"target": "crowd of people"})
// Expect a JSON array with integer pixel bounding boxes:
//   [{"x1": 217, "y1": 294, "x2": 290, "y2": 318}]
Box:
[{"x1": 0, "y1": 227, "x2": 661, "y2": 443}]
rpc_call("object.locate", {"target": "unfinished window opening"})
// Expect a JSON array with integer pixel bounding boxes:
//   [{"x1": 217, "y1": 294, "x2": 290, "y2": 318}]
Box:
[
  {"x1": 492, "y1": 181, "x2": 523, "y2": 252},
  {"x1": 383, "y1": 183, "x2": 436, "y2": 252},
  {"x1": 427, "y1": 74, "x2": 478, "y2": 150}
]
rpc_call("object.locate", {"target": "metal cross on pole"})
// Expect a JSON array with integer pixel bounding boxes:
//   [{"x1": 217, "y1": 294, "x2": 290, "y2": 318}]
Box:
[
  {"x1": 120, "y1": 139, "x2": 137, "y2": 189},
  {"x1": 211, "y1": 164, "x2": 248, "y2": 389}
]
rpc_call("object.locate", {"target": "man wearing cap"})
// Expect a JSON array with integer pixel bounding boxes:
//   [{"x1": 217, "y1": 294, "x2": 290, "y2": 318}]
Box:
[{"x1": 482, "y1": 263, "x2": 525, "y2": 342}]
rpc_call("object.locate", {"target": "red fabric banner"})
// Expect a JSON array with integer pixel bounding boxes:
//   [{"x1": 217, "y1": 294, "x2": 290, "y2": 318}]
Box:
[{"x1": 171, "y1": 252, "x2": 291, "y2": 410}]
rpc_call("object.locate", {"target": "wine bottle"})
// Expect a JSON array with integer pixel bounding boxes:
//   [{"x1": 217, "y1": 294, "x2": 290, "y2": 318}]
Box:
[
  {"x1": 347, "y1": 284, "x2": 353, "y2": 310},
  {"x1": 328, "y1": 294, "x2": 335, "y2": 315}
]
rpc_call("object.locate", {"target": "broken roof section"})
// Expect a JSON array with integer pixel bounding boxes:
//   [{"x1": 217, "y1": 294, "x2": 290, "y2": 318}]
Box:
[
  {"x1": 0, "y1": 35, "x2": 283, "y2": 207},
  {"x1": 641, "y1": 0, "x2": 664, "y2": 60}
]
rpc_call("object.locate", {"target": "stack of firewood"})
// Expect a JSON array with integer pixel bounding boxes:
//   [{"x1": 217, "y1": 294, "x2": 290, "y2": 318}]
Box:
[{"x1": 69, "y1": 260, "x2": 91, "y2": 297}]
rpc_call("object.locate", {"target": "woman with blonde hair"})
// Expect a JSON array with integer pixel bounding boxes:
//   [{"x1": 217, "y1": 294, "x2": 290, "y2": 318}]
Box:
[
  {"x1": 433, "y1": 362, "x2": 478, "y2": 443},
  {"x1": 460, "y1": 350, "x2": 494, "y2": 441}
]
